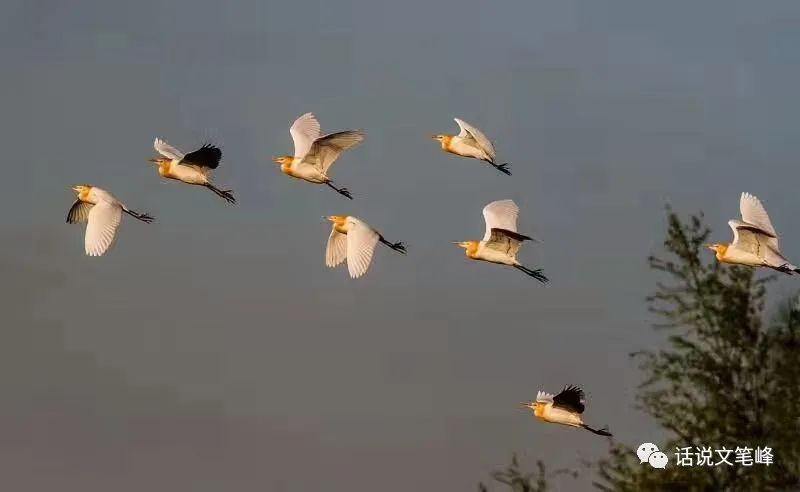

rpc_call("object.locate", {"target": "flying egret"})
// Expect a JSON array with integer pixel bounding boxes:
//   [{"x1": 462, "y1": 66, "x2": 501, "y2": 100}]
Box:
[
  {"x1": 66, "y1": 185, "x2": 154, "y2": 257},
  {"x1": 273, "y1": 112, "x2": 365, "y2": 200},
  {"x1": 148, "y1": 139, "x2": 236, "y2": 204},
  {"x1": 324, "y1": 215, "x2": 406, "y2": 278},
  {"x1": 432, "y1": 118, "x2": 510, "y2": 175},
  {"x1": 455, "y1": 199, "x2": 547, "y2": 282},
  {"x1": 706, "y1": 192, "x2": 799, "y2": 274},
  {"x1": 523, "y1": 385, "x2": 612, "y2": 437}
]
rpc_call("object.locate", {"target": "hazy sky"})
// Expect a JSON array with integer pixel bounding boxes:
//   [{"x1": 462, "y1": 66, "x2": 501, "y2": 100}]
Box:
[{"x1": 4, "y1": 0, "x2": 800, "y2": 490}]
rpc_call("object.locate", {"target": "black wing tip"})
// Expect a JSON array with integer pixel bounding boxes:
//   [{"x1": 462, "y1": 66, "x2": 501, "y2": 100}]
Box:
[{"x1": 492, "y1": 228, "x2": 533, "y2": 242}]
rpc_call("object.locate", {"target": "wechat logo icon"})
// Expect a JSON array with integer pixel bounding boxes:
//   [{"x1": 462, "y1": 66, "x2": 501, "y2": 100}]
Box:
[{"x1": 637, "y1": 442, "x2": 668, "y2": 469}]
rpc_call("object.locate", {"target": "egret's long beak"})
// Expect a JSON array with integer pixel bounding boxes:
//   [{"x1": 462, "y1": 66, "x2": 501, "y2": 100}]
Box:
[
  {"x1": 430, "y1": 135, "x2": 439, "y2": 140},
  {"x1": 71, "y1": 185, "x2": 81, "y2": 192},
  {"x1": 147, "y1": 157, "x2": 159, "y2": 164},
  {"x1": 271, "y1": 156, "x2": 281, "y2": 164},
  {"x1": 521, "y1": 402, "x2": 534, "y2": 409},
  {"x1": 703, "y1": 243, "x2": 713, "y2": 250}
]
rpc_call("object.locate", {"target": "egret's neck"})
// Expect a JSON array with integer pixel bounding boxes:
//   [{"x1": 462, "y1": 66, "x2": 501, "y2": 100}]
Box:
[
  {"x1": 440, "y1": 136, "x2": 453, "y2": 151},
  {"x1": 465, "y1": 242, "x2": 479, "y2": 258},
  {"x1": 716, "y1": 244, "x2": 729, "y2": 260}
]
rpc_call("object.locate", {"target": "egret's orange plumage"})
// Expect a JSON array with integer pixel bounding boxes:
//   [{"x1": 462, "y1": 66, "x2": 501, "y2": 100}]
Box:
[
  {"x1": 326, "y1": 215, "x2": 349, "y2": 233},
  {"x1": 456, "y1": 240, "x2": 480, "y2": 258},
  {"x1": 706, "y1": 243, "x2": 731, "y2": 262},
  {"x1": 432, "y1": 135, "x2": 454, "y2": 154},
  {"x1": 73, "y1": 185, "x2": 93, "y2": 202}
]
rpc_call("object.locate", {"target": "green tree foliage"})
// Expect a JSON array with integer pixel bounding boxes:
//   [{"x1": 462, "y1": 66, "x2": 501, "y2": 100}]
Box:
[
  {"x1": 595, "y1": 208, "x2": 800, "y2": 490},
  {"x1": 479, "y1": 454, "x2": 577, "y2": 492}
]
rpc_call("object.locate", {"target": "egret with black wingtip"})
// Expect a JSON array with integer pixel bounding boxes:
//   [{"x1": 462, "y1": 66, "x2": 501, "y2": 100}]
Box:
[
  {"x1": 148, "y1": 138, "x2": 236, "y2": 204},
  {"x1": 523, "y1": 385, "x2": 611, "y2": 437}
]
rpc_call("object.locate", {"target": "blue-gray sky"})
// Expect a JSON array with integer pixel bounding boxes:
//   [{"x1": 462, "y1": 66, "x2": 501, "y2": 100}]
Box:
[{"x1": 4, "y1": 0, "x2": 800, "y2": 490}]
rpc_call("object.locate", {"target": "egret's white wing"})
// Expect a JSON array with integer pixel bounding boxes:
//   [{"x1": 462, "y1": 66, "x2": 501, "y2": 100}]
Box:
[
  {"x1": 482, "y1": 199, "x2": 520, "y2": 241},
  {"x1": 305, "y1": 130, "x2": 365, "y2": 173},
  {"x1": 345, "y1": 217, "x2": 379, "y2": 279},
  {"x1": 730, "y1": 221, "x2": 789, "y2": 267},
  {"x1": 154, "y1": 138, "x2": 185, "y2": 161},
  {"x1": 740, "y1": 192, "x2": 777, "y2": 237},
  {"x1": 84, "y1": 200, "x2": 122, "y2": 256},
  {"x1": 67, "y1": 201, "x2": 93, "y2": 224},
  {"x1": 325, "y1": 227, "x2": 348, "y2": 268},
  {"x1": 290, "y1": 112, "x2": 321, "y2": 158},
  {"x1": 484, "y1": 229, "x2": 528, "y2": 258},
  {"x1": 454, "y1": 118, "x2": 497, "y2": 161},
  {"x1": 535, "y1": 391, "x2": 554, "y2": 403}
]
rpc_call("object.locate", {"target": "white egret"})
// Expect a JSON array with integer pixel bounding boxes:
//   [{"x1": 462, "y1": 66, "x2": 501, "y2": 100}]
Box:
[
  {"x1": 706, "y1": 192, "x2": 799, "y2": 274},
  {"x1": 66, "y1": 185, "x2": 154, "y2": 257},
  {"x1": 273, "y1": 112, "x2": 365, "y2": 200},
  {"x1": 432, "y1": 118, "x2": 510, "y2": 175},
  {"x1": 523, "y1": 385, "x2": 612, "y2": 437},
  {"x1": 148, "y1": 139, "x2": 236, "y2": 204},
  {"x1": 455, "y1": 199, "x2": 547, "y2": 282},
  {"x1": 324, "y1": 215, "x2": 406, "y2": 278}
]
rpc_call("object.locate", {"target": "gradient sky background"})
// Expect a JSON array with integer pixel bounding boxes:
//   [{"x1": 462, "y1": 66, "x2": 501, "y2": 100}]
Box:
[{"x1": 4, "y1": 0, "x2": 800, "y2": 490}]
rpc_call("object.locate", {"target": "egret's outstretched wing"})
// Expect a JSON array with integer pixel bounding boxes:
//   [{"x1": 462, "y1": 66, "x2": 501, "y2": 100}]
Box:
[
  {"x1": 345, "y1": 217, "x2": 379, "y2": 279},
  {"x1": 84, "y1": 200, "x2": 122, "y2": 256},
  {"x1": 183, "y1": 144, "x2": 222, "y2": 170},
  {"x1": 66, "y1": 201, "x2": 93, "y2": 224},
  {"x1": 552, "y1": 385, "x2": 586, "y2": 414},
  {"x1": 740, "y1": 192, "x2": 776, "y2": 237},
  {"x1": 154, "y1": 138, "x2": 185, "y2": 161},
  {"x1": 325, "y1": 227, "x2": 348, "y2": 268},
  {"x1": 304, "y1": 130, "x2": 365, "y2": 173},
  {"x1": 729, "y1": 221, "x2": 786, "y2": 265},
  {"x1": 485, "y1": 228, "x2": 531, "y2": 258},
  {"x1": 454, "y1": 118, "x2": 497, "y2": 161},
  {"x1": 290, "y1": 112, "x2": 321, "y2": 158},
  {"x1": 482, "y1": 199, "x2": 520, "y2": 241},
  {"x1": 739, "y1": 192, "x2": 780, "y2": 252}
]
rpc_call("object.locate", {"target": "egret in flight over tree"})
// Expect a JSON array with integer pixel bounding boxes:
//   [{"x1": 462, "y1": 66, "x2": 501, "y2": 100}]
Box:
[
  {"x1": 706, "y1": 192, "x2": 799, "y2": 274},
  {"x1": 523, "y1": 386, "x2": 611, "y2": 437}
]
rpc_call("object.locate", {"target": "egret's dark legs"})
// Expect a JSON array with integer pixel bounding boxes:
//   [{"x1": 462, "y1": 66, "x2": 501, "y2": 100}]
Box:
[
  {"x1": 379, "y1": 236, "x2": 407, "y2": 254},
  {"x1": 124, "y1": 209, "x2": 155, "y2": 223},
  {"x1": 205, "y1": 184, "x2": 236, "y2": 204},
  {"x1": 513, "y1": 264, "x2": 548, "y2": 283},
  {"x1": 326, "y1": 181, "x2": 353, "y2": 199},
  {"x1": 581, "y1": 424, "x2": 612, "y2": 437},
  {"x1": 485, "y1": 160, "x2": 511, "y2": 176}
]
